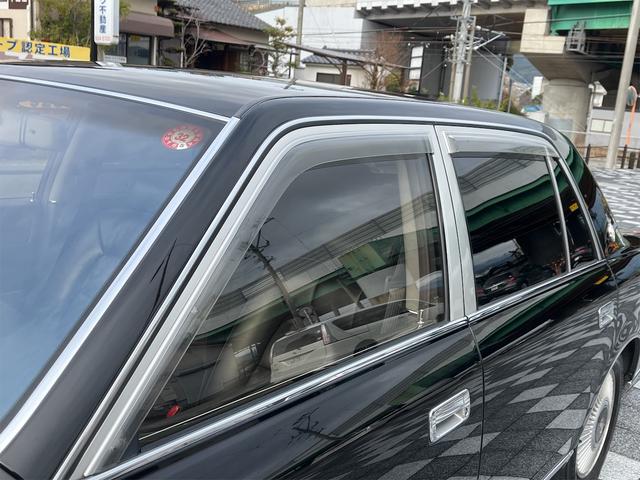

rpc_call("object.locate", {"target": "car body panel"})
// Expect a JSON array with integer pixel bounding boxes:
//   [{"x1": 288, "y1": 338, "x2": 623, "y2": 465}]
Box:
[
  {"x1": 469, "y1": 261, "x2": 618, "y2": 479},
  {"x1": 127, "y1": 323, "x2": 483, "y2": 480}
]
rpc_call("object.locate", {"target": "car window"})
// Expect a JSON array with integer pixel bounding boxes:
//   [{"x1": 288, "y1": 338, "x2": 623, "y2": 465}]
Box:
[
  {"x1": 564, "y1": 144, "x2": 628, "y2": 256},
  {"x1": 448, "y1": 130, "x2": 567, "y2": 307},
  {"x1": 551, "y1": 159, "x2": 597, "y2": 267},
  {"x1": 0, "y1": 80, "x2": 225, "y2": 423},
  {"x1": 135, "y1": 136, "x2": 446, "y2": 446}
]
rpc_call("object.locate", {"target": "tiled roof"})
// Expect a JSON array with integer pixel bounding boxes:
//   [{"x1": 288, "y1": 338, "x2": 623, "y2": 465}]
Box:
[
  {"x1": 178, "y1": 0, "x2": 270, "y2": 31},
  {"x1": 302, "y1": 49, "x2": 373, "y2": 66}
]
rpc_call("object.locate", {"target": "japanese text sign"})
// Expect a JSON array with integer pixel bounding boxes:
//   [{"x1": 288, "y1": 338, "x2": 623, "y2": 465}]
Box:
[
  {"x1": 94, "y1": 0, "x2": 120, "y2": 46},
  {"x1": 0, "y1": 37, "x2": 90, "y2": 61}
]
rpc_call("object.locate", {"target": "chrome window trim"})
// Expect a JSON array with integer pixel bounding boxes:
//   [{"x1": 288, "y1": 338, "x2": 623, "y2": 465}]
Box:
[
  {"x1": 546, "y1": 155, "x2": 572, "y2": 272},
  {"x1": 425, "y1": 126, "x2": 464, "y2": 320},
  {"x1": 0, "y1": 116, "x2": 240, "y2": 455},
  {"x1": 54, "y1": 114, "x2": 568, "y2": 479},
  {"x1": 0, "y1": 74, "x2": 231, "y2": 122},
  {"x1": 433, "y1": 126, "x2": 476, "y2": 315},
  {"x1": 468, "y1": 259, "x2": 609, "y2": 322},
  {"x1": 75, "y1": 122, "x2": 458, "y2": 477}
]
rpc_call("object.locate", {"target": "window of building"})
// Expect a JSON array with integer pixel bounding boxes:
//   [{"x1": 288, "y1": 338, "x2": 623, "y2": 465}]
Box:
[
  {"x1": 316, "y1": 72, "x2": 351, "y2": 86},
  {"x1": 448, "y1": 130, "x2": 567, "y2": 306},
  {"x1": 134, "y1": 133, "x2": 446, "y2": 446},
  {"x1": 127, "y1": 34, "x2": 151, "y2": 65},
  {"x1": 409, "y1": 45, "x2": 423, "y2": 83},
  {"x1": 0, "y1": 18, "x2": 12, "y2": 37},
  {"x1": 104, "y1": 33, "x2": 151, "y2": 65},
  {"x1": 590, "y1": 118, "x2": 613, "y2": 133}
]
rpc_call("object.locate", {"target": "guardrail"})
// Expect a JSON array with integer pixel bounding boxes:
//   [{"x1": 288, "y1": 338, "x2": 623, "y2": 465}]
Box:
[{"x1": 577, "y1": 144, "x2": 640, "y2": 169}]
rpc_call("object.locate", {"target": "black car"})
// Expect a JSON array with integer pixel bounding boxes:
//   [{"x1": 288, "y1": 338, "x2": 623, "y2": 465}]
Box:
[{"x1": 0, "y1": 64, "x2": 638, "y2": 480}]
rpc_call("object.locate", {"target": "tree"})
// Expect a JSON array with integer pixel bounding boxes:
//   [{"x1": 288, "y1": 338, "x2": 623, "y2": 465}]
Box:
[
  {"x1": 158, "y1": 0, "x2": 210, "y2": 68},
  {"x1": 32, "y1": 0, "x2": 129, "y2": 47},
  {"x1": 362, "y1": 31, "x2": 409, "y2": 91},
  {"x1": 264, "y1": 17, "x2": 294, "y2": 78}
]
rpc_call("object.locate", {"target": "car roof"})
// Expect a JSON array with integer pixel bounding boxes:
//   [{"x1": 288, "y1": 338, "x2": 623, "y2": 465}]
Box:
[
  {"x1": 0, "y1": 62, "x2": 556, "y2": 140},
  {"x1": 0, "y1": 62, "x2": 370, "y2": 118}
]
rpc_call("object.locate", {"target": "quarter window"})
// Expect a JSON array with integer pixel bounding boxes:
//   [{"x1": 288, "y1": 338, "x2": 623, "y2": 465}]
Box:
[
  {"x1": 447, "y1": 129, "x2": 567, "y2": 307},
  {"x1": 134, "y1": 133, "x2": 446, "y2": 446},
  {"x1": 551, "y1": 159, "x2": 596, "y2": 267},
  {"x1": 566, "y1": 145, "x2": 627, "y2": 256}
]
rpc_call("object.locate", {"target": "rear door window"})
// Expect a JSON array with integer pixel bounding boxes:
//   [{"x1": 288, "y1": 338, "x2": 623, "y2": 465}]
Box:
[{"x1": 443, "y1": 128, "x2": 568, "y2": 307}]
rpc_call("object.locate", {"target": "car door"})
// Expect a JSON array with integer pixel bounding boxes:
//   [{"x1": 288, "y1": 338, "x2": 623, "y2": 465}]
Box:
[
  {"x1": 437, "y1": 126, "x2": 619, "y2": 479},
  {"x1": 65, "y1": 122, "x2": 484, "y2": 480}
]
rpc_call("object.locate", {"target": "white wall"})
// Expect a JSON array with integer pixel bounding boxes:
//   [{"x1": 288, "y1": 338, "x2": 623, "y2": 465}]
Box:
[
  {"x1": 467, "y1": 52, "x2": 506, "y2": 101},
  {"x1": 294, "y1": 63, "x2": 369, "y2": 88},
  {"x1": 128, "y1": 0, "x2": 157, "y2": 15},
  {"x1": 256, "y1": 6, "x2": 370, "y2": 50},
  {"x1": 0, "y1": 6, "x2": 30, "y2": 39},
  {"x1": 587, "y1": 108, "x2": 640, "y2": 149}
]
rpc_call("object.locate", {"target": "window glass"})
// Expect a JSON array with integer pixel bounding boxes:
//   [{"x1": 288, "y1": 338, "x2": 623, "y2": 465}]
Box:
[
  {"x1": 0, "y1": 18, "x2": 12, "y2": 37},
  {"x1": 451, "y1": 141, "x2": 567, "y2": 307},
  {"x1": 316, "y1": 72, "x2": 352, "y2": 86},
  {"x1": 551, "y1": 159, "x2": 596, "y2": 267},
  {"x1": 564, "y1": 144, "x2": 627, "y2": 256},
  {"x1": 127, "y1": 35, "x2": 151, "y2": 65},
  {"x1": 0, "y1": 80, "x2": 224, "y2": 423},
  {"x1": 104, "y1": 33, "x2": 127, "y2": 59},
  {"x1": 137, "y1": 146, "x2": 445, "y2": 444}
]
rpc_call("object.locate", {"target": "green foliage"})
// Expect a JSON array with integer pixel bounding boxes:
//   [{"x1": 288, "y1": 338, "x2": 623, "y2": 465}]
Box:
[
  {"x1": 32, "y1": 0, "x2": 129, "y2": 47},
  {"x1": 438, "y1": 87, "x2": 521, "y2": 115},
  {"x1": 384, "y1": 69, "x2": 403, "y2": 93},
  {"x1": 264, "y1": 17, "x2": 294, "y2": 78}
]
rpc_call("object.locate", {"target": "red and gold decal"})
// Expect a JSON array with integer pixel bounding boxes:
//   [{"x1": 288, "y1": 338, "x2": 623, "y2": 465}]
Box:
[{"x1": 162, "y1": 124, "x2": 204, "y2": 151}]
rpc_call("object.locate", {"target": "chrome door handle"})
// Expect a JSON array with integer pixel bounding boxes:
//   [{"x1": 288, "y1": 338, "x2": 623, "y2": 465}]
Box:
[
  {"x1": 428, "y1": 389, "x2": 471, "y2": 443},
  {"x1": 598, "y1": 301, "x2": 615, "y2": 328}
]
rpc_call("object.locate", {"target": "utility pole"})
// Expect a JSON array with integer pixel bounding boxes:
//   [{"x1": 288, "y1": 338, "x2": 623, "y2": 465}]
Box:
[
  {"x1": 462, "y1": 16, "x2": 476, "y2": 102},
  {"x1": 90, "y1": 0, "x2": 97, "y2": 62},
  {"x1": 605, "y1": 0, "x2": 640, "y2": 169},
  {"x1": 450, "y1": 0, "x2": 474, "y2": 103},
  {"x1": 496, "y1": 55, "x2": 507, "y2": 109},
  {"x1": 295, "y1": 0, "x2": 306, "y2": 68}
]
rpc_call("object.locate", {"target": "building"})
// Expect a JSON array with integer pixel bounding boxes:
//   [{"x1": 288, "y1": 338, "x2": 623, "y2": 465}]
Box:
[
  {"x1": 255, "y1": 4, "x2": 374, "y2": 51},
  {"x1": 298, "y1": 49, "x2": 370, "y2": 87},
  {"x1": 256, "y1": 3, "x2": 411, "y2": 88},
  {"x1": 105, "y1": 0, "x2": 175, "y2": 65},
  {"x1": 0, "y1": 0, "x2": 31, "y2": 39},
  {"x1": 0, "y1": 0, "x2": 174, "y2": 65},
  {"x1": 159, "y1": 0, "x2": 269, "y2": 72},
  {"x1": 587, "y1": 109, "x2": 640, "y2": 150}
]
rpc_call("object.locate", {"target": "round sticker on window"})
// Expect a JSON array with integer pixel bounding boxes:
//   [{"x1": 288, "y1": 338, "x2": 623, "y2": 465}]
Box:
[{"x1": 162, "y1": 125, "x2": 204, "y2": 151}]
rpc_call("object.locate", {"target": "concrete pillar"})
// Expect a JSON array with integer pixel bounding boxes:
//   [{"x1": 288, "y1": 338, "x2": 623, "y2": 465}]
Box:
[
  {"x1": 542, "y1": 79, "x2": 590, "y2": 144},
  {"x1": 151, "y1": 36, "x2": 158, "y2": 66}
]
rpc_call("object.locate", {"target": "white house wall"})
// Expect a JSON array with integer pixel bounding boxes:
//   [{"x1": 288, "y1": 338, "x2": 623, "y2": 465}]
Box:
[
  {"x1": 256, "y1": 6, "x2": 372, "y2": 50},
  {"x1": 294, "y1": 64, "x2": 369, "y2": 88}
]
